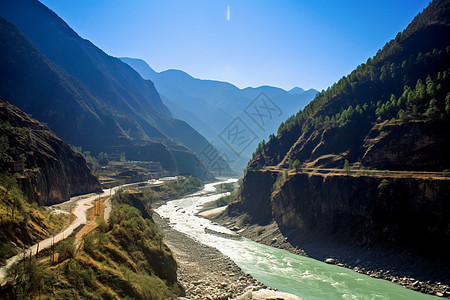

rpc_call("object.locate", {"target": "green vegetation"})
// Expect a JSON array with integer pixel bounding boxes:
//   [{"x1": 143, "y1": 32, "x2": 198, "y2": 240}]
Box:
[
  {"x1": 251, "y1": 140, "x2": 266, "y2": 161},
  {"x1": 246, "y1": 6, "x2": 450, "y2": 171},
  {"x1": 344, "y1": 160, "x2": 351, "y2": 175},
  {"x1": 215, "y1": 182, "x2": 239, "y2": 207},
  {"x1": 4, "y1": 191, "x2": 184, "y2": 299},
  {"x1": 159, "y1": 176, "x2": 203, "y2": 198},
  {"x1": 216, "y1": 182, "x2": 235, "y2": 193},
  {"x1": 71, "y1": 145, "x2": 100, "y2": 172},
  {"x1": 215, "y1": 193, "x2": 235, "y2": 207},
  {"x1": 271, "y1": 171, "x2": 288, "y2": 195},
  {"x1": 98, "y1": 152, "x2": 109, "y2": 166},
  {"x1": 289, "y1": 159, "x2": 301, "y2": 173},
  {"x1": 120, "y1": 152, "x2": 126, "y2": 162},
  {"x1": 277, "y1": 48, "x2": 450, "y2": 137},
  {"x1": 0, "y1": 121, "x2": 33, "y2": 169},
  {"x1": 0, "y1": 174, "x2": 67, "y2": 266}
]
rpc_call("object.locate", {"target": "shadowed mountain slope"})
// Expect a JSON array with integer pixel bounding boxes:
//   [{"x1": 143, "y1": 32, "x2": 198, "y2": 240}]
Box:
[{"x1": 0, "y1": 0, "x2": 226, "y2": 179}]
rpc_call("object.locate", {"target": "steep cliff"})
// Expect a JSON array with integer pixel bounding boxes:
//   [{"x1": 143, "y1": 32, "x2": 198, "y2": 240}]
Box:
[
  {"x1": 273, "y1": 173, "x2": 449, "y2": 252},
  {"x1": 0, "y1": 98, "x2": 102, "y2": 205}
]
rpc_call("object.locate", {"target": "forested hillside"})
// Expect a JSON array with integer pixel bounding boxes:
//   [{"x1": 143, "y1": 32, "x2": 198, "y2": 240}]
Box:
[{"x1": 250, "y1": 0, "x2": 450, "y2": 171}]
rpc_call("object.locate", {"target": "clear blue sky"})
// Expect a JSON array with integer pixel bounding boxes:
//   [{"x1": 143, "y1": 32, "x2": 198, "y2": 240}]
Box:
[{"x1": 39, "y1": 0, "x2": 431, "y2": 91}]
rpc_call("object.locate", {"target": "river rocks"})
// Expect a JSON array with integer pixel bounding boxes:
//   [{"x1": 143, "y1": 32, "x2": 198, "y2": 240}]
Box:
[
  {"x1": 235, "y1": 288, "x2": 302, "y2": 300},
  {"x1": 325, "y1": 258, "x2": 336, "y2": 264},
  {"x1": 153, "y1": 212, "x2": 269, "y2": 299}
]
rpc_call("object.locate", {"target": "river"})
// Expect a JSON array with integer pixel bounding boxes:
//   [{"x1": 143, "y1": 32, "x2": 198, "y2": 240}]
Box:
[{"x1": 155, "y1": 179, "x2": 438, "y2": 300}]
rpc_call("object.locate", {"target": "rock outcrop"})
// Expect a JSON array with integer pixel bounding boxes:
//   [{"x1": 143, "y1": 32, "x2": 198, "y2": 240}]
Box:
[
  {"x1": 0, "y1": 98, "x2": 102, "y2": 205},
  {"x1": 228, "y1": 169, "x2": 450, "y2": 251},
  {"x1": 273, "y1": 173, "x2": 449, "y2": 252}
]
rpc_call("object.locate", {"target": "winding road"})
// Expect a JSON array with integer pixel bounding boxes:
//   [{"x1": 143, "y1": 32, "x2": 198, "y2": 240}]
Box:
[{"x1": 0, "y1": 176, "x2": 180, "y2": 282}]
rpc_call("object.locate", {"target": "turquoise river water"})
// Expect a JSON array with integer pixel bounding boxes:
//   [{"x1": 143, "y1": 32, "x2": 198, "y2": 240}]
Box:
[{"x1": 155, "y1": 179, "x2": 438, "y2": 300}]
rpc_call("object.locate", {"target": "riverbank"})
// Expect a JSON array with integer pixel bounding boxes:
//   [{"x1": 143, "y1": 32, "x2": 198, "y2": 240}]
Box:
[
  {"x1": 213, "y1": 212, "x2": 450, "y2": 298},
  {"x1": 153, "y1": 179, "x2": 306, "y2": 300},
  {"x1": 153, "y1": 212, "x2": 269, "y2": 299}
]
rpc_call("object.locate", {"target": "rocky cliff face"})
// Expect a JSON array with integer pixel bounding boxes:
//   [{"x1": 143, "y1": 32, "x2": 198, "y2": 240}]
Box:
[
  {"x1": 229, "y1": 169, "x2": 449, "y2": 254},
  {"x1": 360, "y1": 119, "x2": 450, "y2": 170},
  {"x1": 273, "y1": 173, "x2": 449, "y2": 252},
  {"x1": 0, "y1": 98, "x2": 102, "y2": 205},
  {"x1": 228, "y1": 170, "x2": 278, "y2": 223},
  {"x1": 221, "y1": 170, "x2": 450, "y2": 294}
]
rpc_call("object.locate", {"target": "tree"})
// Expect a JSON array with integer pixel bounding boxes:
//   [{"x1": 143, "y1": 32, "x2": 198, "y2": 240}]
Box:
[
  {"x1": 425, "y1": 99, "x2": 439, "y2": 118},
  {"x1": 445, "y1": 93, "x2": 450, "y2": 115},
  {"x1": 390, "y1": 94, "x2": 397, "y2": 107},
  {"x1": 415, "y1": 79, "x2": 426, "y2": 101},
  {"x1": 56, "y1": 238, "x2": 76, "y2": 262},
  {"x1": 426, "y1": 75, "x2": 436, "y2": 97},
  {"x1": 292, "y1": 159, "x2": 301, "y2": 174},
  {"x1": 119, "y1": 152, "x2": 126, "y2": 162},
  {"x1": 98, "y1": 152, "x2": 109, "y2": 166},
  {"x1": 401, "y1": 60, "x2": 407, "y2": 69},
  {"x1": 0, "y1": 174, "x2": 24, "y2": 220},
  {"x1": 378, "y1": 179, "x2": 391, "y2": 198},
  {"x1": 397, "y1": 109, "x2": 406, "y2": 119},
  {"x1": 155, "y1": 234, "x2": 164, "y2": 251},
  {"x1": 343, "y1": 159, "x2": 351, "y2": 175},
  {"x1": 0, "y1": 135, "x2": 11, "y2": 163}
]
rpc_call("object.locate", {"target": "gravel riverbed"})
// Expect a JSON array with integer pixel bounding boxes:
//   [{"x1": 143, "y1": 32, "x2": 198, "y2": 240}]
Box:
[{"x1": 153, "y1": 213, "x2": 271, "y2": 299}]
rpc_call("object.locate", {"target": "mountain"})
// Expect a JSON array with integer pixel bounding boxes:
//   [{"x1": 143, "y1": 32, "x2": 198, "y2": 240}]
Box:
[
  {"x1": 120, "y1": 57, "x2": 318, "y2": 171},
  {"x1": 288, "y1": 87, "x2": 305, "y2": 94},
  {"x1": 220, "y1": 0, "x2": 450, "y2": 292},
  {"x1": 0, "y1": 98, "x2": 102, "y2": 205},
  {"x1": 0, "y1": 0, "x2": 227, "y2": 179}
]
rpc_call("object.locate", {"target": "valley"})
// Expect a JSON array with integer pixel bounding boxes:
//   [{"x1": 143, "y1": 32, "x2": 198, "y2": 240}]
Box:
[
  {"x1": 0, "y1": 0, "x2": 449, "y2": 298},
  {"x1": 155, "y1": 180, "x2": 440, "y2": 299}
]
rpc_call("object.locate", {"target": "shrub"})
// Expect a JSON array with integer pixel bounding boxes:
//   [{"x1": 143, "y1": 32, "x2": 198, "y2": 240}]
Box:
[{"x1": 56, "y1": 238, "x2": 76, "y2": 262}]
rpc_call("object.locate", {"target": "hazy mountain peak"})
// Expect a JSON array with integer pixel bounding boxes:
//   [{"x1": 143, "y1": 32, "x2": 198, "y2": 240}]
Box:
[
  {"x1": 119, "y1": 57, "x2": 158, "y2": 79},
  {"x1": 288, "y1": 87, "x2": 305, "y2": 94}
]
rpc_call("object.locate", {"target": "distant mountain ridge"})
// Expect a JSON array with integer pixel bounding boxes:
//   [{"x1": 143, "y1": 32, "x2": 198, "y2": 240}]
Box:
[
  {"x1": 0, "y1": 0, "x2": 232, "y2": 179},
  {"x1": 120, "y1": 57, "x2": 318, "y2": 171}
]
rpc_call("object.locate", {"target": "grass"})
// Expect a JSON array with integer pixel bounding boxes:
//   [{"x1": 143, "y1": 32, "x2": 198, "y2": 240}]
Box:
[
  {"x1": 2, "y1": 190, "x2": 184, "y2": 299},
  {"x1": 215, "y1": 182, "x2": 239, "y2": 207},
  {"x1": 160, "y1": 176, "x2": 203, "y2": 198},
  {"x1": 0, "y1": 174, "x2": 67, "y2": 266},
  {"x1": 1, "y1": 173, "x2": 203, "y2": 298}
]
